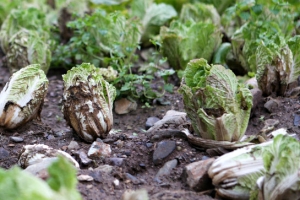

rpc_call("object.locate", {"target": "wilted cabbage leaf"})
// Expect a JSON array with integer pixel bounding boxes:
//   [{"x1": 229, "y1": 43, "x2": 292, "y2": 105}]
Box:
[
  {"x1": 6, "y1": 29, "x2": 51, "y2": 75},
  {"x1": 62, "y1": 63, "x2": 116, "y2": 143},
  {"x1": 160, "y1": 20, "x2": 221, "y2": 70},
  {"x1": 0, "y1": 7, "x2": 49, "y2": 54},
  {"x1": 255, "y1": 134, "x2": 300, "y2": 200},
  {"x1": 0, "y1": 156, "x2": 81, "y2": 200},
  {"x1": 208, "y1": 141, "x2": 269, "y2": 200},
  {"x1": 0, "y1": 64, "x2": 48, "y2": 129},
  {"x1": 179, "y1": 58, "x2": 252, "y2": 141}
]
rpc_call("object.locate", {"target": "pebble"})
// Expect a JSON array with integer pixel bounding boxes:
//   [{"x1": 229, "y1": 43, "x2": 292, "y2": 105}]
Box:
[
  {"x1": 154, "y1": 159, "x2": 178, "y2": 181},
  {"x1": 122, "y1": 189, "x2": 149, "y2": 200},
  {"x1": 114, "y1": 98, "x2": 137, "y2": 114},
  {"x1": 153, "y1": 140, "x2": 176, "y2": 165},
  {"x1": 294, "y1": 114, "x2": 300, "y2": 126},
  {"x1": 54, "y1": 130, "x2": 65, "y2": 137},
  {"x1": 145, "y1": 117, "x2": 160, "y2": 130},
  {"x1": 125, "y1": 173, "x2": 140, "y2": 185},
  {"x1": 47, "y1": 135, "x2": 55, "y2": 140},
  {"x1": 146, "y1": 143, "x2": 153, "y2": 148},
  {"x1": 88, "y1": 141, "x2": 111, "y2": 158},
  {"x1": 75, "y1": 150, "x2": 92, "y2": 165},
  {"x1": 95, "y1": 164, "x2": 113, "y2": 174},
  {"x1": 68, "y1": 141, "x2": 80, "y2": 150},
  {"x1": 77, "y1": 174, "x2": 94, "y2": 182},
  {"x1": 109, "y1": 157, "x2": 124, "y2": 166},
  {"x1": 264, "y1": 98, "x2": 279, "y2": 113},
  {"x1": 182, "y1": 158, "x2": 215, "y2": 191},
  {"x1": 10, "y1": 136, "x2": 24, "y2": 143},
  {"x1": 113, "y1": 179, "x2": 120, "y2": 187},
  {"x1": 89, "y1": 170, "x2": 102, "y2": 183},
  {"x1": 0, "y1": 147, "x2": 9, "y2": 159}
]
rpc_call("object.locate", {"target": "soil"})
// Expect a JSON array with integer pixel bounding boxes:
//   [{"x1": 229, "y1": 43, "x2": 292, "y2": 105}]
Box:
[{"x1": 0, "y1": 61, "x2": 300, "y2": 200}]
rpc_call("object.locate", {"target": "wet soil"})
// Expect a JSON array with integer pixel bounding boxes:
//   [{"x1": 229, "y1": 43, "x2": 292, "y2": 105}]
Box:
[{"x1": 1, "y1": 63, "x2": 300, "y2": 200}]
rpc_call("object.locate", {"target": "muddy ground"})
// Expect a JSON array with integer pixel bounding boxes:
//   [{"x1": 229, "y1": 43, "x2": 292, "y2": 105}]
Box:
[{"x1": 0, "y1": 62, "x2": 300, "y2": 199}]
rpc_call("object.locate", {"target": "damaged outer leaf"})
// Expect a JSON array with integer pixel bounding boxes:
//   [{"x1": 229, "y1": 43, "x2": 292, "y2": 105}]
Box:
[
  {"x1": 208, "y1": 140, "x2": 272, "y2": 199},
  {"x1": 6, "y1": 29, "x2": 51, "y2": 75},
  {"x1": 62, "y1": 63, "x2": 116, "y2": 143},
  {"x1": 18, "y1": 144, "x2": 79, "y2": 169},
  {"x1": 0, "y1": 64, "x2": 48, "y2": 129},
  {"x1": 256, "y1": 134, "x2": 300, "y2": 200},
  {"x1": 179, "y1": 58, "x2": 252, "y2": 142}
]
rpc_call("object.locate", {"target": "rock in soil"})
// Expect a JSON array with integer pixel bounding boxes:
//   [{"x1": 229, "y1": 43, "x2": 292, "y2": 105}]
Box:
[
  {"x1": 88, "y1": 140, "x2": 112, "y2": 158},
  {"x1": 145, "y1": 116, "x2": 160, "y2": 130},
  {"x1": 122, "y1": 189, "x2": 149, "y2": 200},
  {"x1": 153, "y1": 140, "x2": 176, "y2": 165},
  {"x1": 182, "y1": 158, "x2": 215, "y2": 191},
  {"x1": 264, "y1": 98, "x2": 280, "y2": 113},
  {"x1": 74, "y1": 150, "x2": 92, "y2": 166},
  {"x1": 77, "y1": 174, "x2": 94, "y2": 182},
  {"x1": 114, "y1": 98, "x2": 137, "y2": 114},
  {"x1": 154, "y1": 159, "x2": 178, "y2": 182},
  {"x1": 0, "y1": 147, "x2": 10, "y2": 160},
  {"x1": 68, "y1": 141, "x2": 80, "y2": 150},
  {"x1": 10, "y1": 136, "x2": 24, "y2": 143}
]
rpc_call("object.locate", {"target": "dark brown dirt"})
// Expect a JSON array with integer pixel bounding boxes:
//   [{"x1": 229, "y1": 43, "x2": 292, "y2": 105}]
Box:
[{"x1": 1, "y1": 62, "x2": 300, "y2": 200}]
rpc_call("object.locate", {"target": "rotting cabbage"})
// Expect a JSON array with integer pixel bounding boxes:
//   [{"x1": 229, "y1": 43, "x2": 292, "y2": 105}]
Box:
[
  {"x1": 178, "y1": 58, "x2": 252, "y2": 142},
  {"x1": 255, "y1": 34, "x2": 300, "y2": 96},
  {"x1": 254, "y1": 134, "x2": 300, "y2": 200},
  {"x1": 0, "y1": 7, "x2": 49, "y2": 54},
  {"x1": 0, "y1": 64, "x2": 48, "y2": 129},
  {"x1": 160, "y1": 20, "x2": 221, "y2": 70},
  {"x1": 62, "y1": 63, "x2": 116, "y2": 143},
  {"x1": 208, "y1": 130, "x2": 300, "y2": 200},
  {"x1": 6, "y1": 29, "x2": 51, "y2": 75}
]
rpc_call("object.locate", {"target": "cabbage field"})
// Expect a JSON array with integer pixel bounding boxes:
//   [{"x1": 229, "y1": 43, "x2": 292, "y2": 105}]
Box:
[{"x1": 1, "y1": 0, "x2": 300, "y2": 199}]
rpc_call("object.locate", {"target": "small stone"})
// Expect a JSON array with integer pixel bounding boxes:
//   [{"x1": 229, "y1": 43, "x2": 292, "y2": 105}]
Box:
[
  {"x1": 47, "y1": 135, "x2": 55, "y2": 140},
  {"x1": 114, "y1": 98, "x2": 137, "y2": 114},
  {"x1": 75, "y1": 150, "x2": 92, "y2": 165},
  {"x1": 122, "y1": 189, "x2": 149, "y2": 200},
  {"x1": 182, "y1": 158, "x2": 215, "y2": 191},
  {"x1": 176, "y1": 146, "x2": 182, "y2": 151},
  {"x1": 264, "y1": 98, "x2": 279, "y2": 113},
  {"x1": 95, "y1": 164, "x2": 113, "y2": 174},
  {"x1": 139, "y1": 163, "x2": 146, "y2": 168},
  {"x1": 145, "y1": 117, "x2": 160, "y2": 130},
  {"x1": 155, "y1": 159, "x2": 178, "y2": 181},
  {"x1": 113, "y1": 179, "x2": 120, "y2": 187},
  {"x1": 125, "y1": 173, "x2": 140, "y2": 185},
  {"x1": 10, "y1": 136, "x2": 24, "y2": 143},
  {"x1": 86, "y1": 185, "x2": 93, "y2": 189},
  {"x1": 54, "y1": 130, "x2": 65, "y2": 137},
  {"x1": 68, "y1": 141, "x2": 80, "y2": 150},
  {"x1": 89, "y1": 170, "x2": 102, "y2": 183},
  {"x1": 77, "y1": 174, "x2": 94, "y2": 182},
  {"x1": 115, "y1": 140, "x2": 124, "y2": 148},
  {"x1": 8, "y1": 144, "x2": 15, "y2": 147},
  {"x1": 153, "y1": 140, "x2": 176, "y2": 165},
  {"x1": 109, "y1": 157, "x2": 124, "y2": 166},
  {"x1": 294, "y1": 114, "x2": 300, "y2": 126},
  {"x1": 0, "y1": 147, "x2": 9, "y2": 159},
  {"x1": 146, "y1": 143, "x2": 153, "y2": 148},
  {"x1": 88, "y1": 141, "x2": 111, "y2": 158}
]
